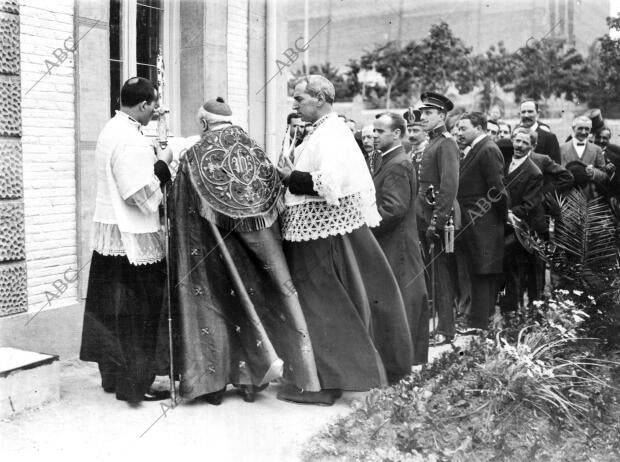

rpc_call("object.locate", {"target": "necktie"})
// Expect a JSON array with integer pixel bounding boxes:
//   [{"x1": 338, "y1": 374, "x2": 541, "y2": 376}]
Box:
[
  {"x1": 576, "y1": 142, "x2": 585, "y2": 146},
  {"x1": 461, "y1": 146, "x2": 471, "y2": 160}
]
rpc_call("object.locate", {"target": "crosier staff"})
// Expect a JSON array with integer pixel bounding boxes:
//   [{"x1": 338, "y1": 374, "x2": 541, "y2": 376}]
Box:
[{"x1": 156, "y1": 48, "x2": 176, "y2": 406}]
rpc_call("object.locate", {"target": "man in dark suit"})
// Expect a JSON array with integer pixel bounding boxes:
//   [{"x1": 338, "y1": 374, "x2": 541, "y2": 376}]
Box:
[
  {"x1": 372, "y1": 112, "x2": 428, "y2": 365},
  {"x1": 455, "y1": 112, "x2": 507, "y2": 330},
  {"x1": 560, "y1": 115, "x2": 610, "y2": 188},
  {"x1": 416, "y1": 92, "x2": 461, "y2": 344},
  {"x1": 500, "y1": 127, "x2": 544, "y2": 313},
  {"x1": 526, "y1": 152, "x2": 573, "y2": 302},
  {"x1": 529, "y1": 152, "x2": 574, "y2": 226},
  {"x1": 519, "y1": 100, "x2": 561, "y2": 164},
  {"x1": 360, "y1": 124, "x2": 379, "y2": 174}
]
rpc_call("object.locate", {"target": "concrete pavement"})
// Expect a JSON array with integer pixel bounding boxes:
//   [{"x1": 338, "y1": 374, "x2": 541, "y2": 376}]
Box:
[{"x1": 2, "y1": 338, "x2": 469, "y2": 462}]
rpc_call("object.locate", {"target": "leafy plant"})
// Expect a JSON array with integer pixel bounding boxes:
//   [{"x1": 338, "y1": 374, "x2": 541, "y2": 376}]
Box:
[
  {"x1": 304, "y1": 290, "x2": 620, "y2": 462},
  {"x1": 553, "y1": 189, "x2": 618, "y2": 268}
]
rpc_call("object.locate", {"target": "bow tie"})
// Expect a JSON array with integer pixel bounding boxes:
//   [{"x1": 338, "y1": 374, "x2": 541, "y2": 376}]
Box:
[{"x1": 576, "y1": 142, "x2": 585, "y2": 146}]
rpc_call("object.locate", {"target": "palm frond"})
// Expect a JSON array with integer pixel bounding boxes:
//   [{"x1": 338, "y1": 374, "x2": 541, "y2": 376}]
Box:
[{"x1": 553, "y1": 189, "x2": 618, "y2": 267}]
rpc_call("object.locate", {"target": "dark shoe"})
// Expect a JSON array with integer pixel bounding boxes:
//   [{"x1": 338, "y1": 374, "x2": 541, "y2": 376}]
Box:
[
  {"x1": 327, "y1": 389, "x2": 343, "y2": 399},
  {"x1": 197, "y1": 388, "x2": 226, "y2": 405},
  {"x1": 236, "y1": 384, "x2": 268, "y2": 403},
  {"x1": 143, "y1": 389, "x2": 171, "y2": 401},
  {"x1": 276, "y1": 385, "x2": 335, "y2": 406},
  {"x1": 116, "y1": 389, "x2": 170, "y2": 403}
]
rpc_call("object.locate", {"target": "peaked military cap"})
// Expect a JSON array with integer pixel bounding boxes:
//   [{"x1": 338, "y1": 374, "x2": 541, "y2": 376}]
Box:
[{"x1": 418, "y1": 92, "x2": 454, "y2": 112}]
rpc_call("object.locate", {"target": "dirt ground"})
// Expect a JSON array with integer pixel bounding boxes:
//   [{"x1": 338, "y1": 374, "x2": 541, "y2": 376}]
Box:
[{"x1": 1, "y1": 339, "x2": 465, "y2": 462}]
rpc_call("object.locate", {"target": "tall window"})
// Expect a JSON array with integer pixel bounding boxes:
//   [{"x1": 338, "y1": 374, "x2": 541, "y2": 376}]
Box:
[
  {"x1": 109, "y1": 0, "x2": 164, "y2": 117},
  {"x1": 110, "y1": 0, "x2": 123, "y2": 116},
  {"x1": 136, "y1": 0, "x2": 162, "y2": 86}
]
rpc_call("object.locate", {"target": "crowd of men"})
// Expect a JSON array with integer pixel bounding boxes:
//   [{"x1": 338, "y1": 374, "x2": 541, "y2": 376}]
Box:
[
  {"x1": 81, "y1": 74, "x2": 618, "y2": 408},
  {"x1": 289, "y1": 92, "x2": 618, "y2": 347}
]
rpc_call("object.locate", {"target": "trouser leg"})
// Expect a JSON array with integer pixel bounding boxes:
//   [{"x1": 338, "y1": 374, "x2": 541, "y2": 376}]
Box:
[
  {"x1": 526, "y1": 254, "x2": 544, "y2": 303},
  {"x1": 469, "y1": 274, "x2": 499, "y2": 329},
  {"x1": 455, "y1": 241, "x2": 471, "y2": 317},
  {"x1": 433, "y1": 247, "x2": 456, "y2": 337}
]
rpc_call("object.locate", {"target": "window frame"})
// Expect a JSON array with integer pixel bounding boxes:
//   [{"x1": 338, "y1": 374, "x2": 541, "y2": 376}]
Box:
[{"x1": 112, "y1": 0, "x2": 180, "y2": 135}]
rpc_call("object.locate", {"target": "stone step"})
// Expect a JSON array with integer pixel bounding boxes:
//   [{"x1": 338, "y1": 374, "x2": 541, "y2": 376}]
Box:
[{"x1": 0, "y1": 347, "x2": 59, "y2": 418}]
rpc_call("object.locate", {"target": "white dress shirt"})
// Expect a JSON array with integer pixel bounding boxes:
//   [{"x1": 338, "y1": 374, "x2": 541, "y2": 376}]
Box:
[
  {"x1": 572, "y1": 139, "x2": 587, "y2": 159},
  {"x1": 463, "y1": 134, "x2": 486, "y2": 158},
  {"x1": 508, "y1": 152, "x2": 530, "y2": 174}
]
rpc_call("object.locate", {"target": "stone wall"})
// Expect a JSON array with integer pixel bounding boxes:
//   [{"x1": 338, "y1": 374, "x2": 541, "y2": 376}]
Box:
[
  {"x1": 20, "y1": 0, "x2": 77, "y2": 311},
  {"x1": 0, "y1": 0, "x2": 27, "y2": 317},
  {"x1": 227, "y1": 0, "x2": 248, "y2": 130}
]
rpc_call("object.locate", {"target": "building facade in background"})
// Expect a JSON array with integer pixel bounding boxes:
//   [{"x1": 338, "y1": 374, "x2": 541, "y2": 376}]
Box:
[
  {"x1": 0, "y1": 0, "x2": 290, "y2": 358},
  {"x1": 287, "y1": 0, "x2": 610, "y2": 73}
]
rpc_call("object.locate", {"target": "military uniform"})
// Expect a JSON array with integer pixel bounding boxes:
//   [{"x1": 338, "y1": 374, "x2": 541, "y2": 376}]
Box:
[
  {"x1": 415, "y1": 103, "x2": 461, "y2": 340},
  {"x1": 403, "y1": 108, "x2": 428, "y2": 176}
]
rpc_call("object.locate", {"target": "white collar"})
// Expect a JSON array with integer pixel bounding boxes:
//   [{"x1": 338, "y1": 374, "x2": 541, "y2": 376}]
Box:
[
  {"x1": 115, "y1": 110, "x2": 142, "y2": 130},
  {"x1": 470, "y1": 134, "x2": 486, "y2": 149},
  {"x1": 531, "y1": 122, "x2": 539, "y2": 132},
  {"x1": 380, "y1": 144, "x2": 401, "y2": 157},
  {"x1": 510, "y1": 152, "x2": 530, "y2": 172},
  {"x1": 312, "y1": 112, "x2": 335, "y2": 129}
]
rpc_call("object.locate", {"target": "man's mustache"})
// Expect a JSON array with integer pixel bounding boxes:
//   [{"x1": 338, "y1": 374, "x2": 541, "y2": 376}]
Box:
[{"x1": 521, "y1": 116, "x2": 534, "y2": 123}]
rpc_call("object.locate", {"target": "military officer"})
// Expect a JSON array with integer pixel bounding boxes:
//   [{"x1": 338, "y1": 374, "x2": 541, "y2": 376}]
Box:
[
  {"x1": 415, "y1": 92, "x2": 461, "y2": 345},
  {"x1": 404, "y1": 108, "x2": 428, "y2": 176}
]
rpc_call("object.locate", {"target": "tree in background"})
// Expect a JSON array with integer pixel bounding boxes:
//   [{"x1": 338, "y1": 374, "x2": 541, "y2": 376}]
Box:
[
  {"x1": 350, "y1": 22, "x2": 476, "y2": 108},
  {"x1": 357, "y1": 40, "x2": 413, "y2": 108},
  {"x1": 470, "y1": 41, "x2": 513, "y2": 112},
  {"x1": 587, "y1": 15, "x2": 620, "y2": 118},
  {"x1": 502, "y1": 37, "x2": 592, "y2": 105},
  {"x1": 291, "y1": 18, "x2": 615, "y2": 114},
  {"x1": 288, "y1": 62, "x2": 357, "y2": 101},
  {"x1": 408, "y1": 22, "x2": 475, "y2": 96}
]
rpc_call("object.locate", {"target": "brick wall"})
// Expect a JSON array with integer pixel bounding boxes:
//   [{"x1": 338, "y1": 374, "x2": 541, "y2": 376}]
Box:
[
  {"x1": 227, "y1": 0, "x2": 248, "y2": 130},
  {"x1": 20, "y1": 0, "x2": 77, "y2": 310}
]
